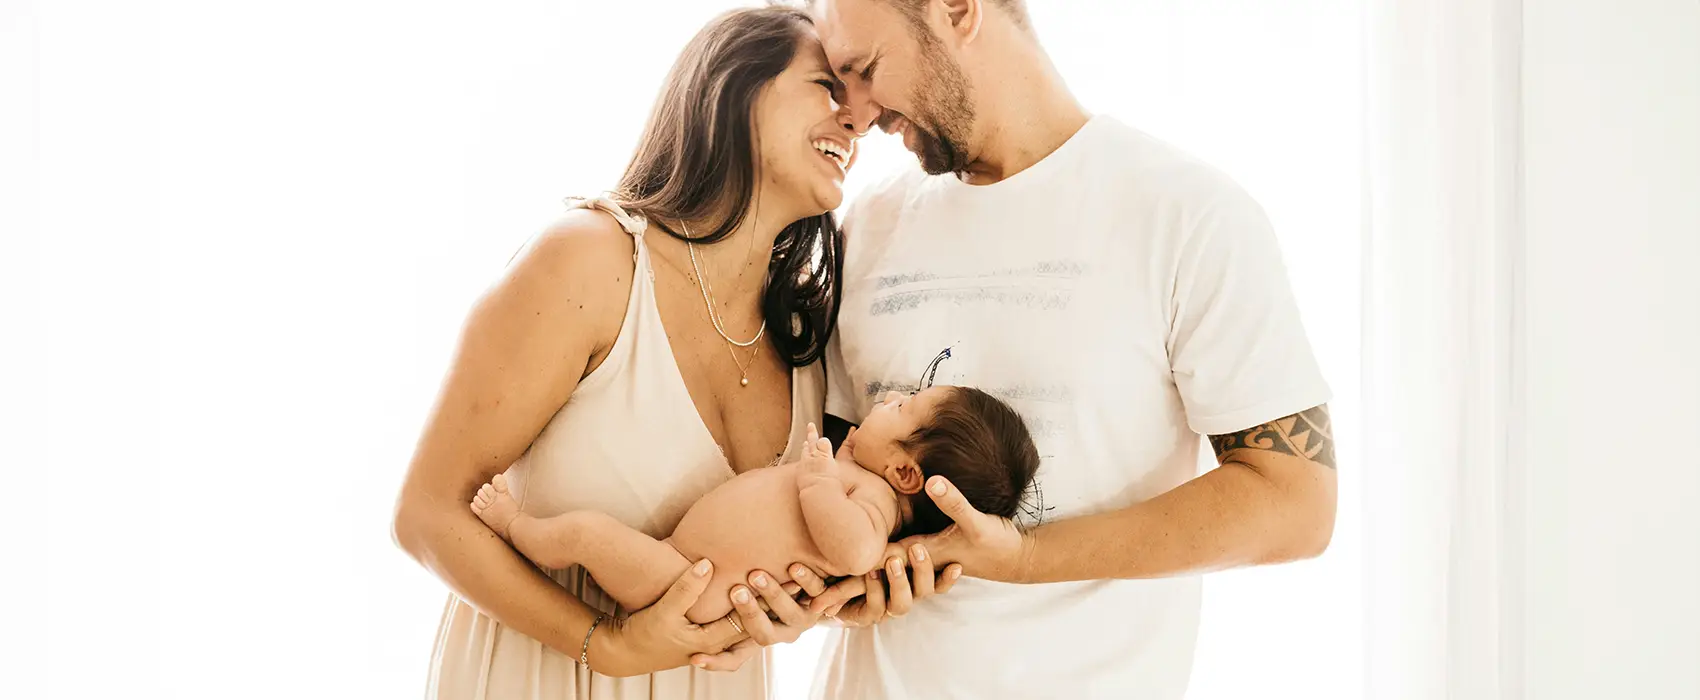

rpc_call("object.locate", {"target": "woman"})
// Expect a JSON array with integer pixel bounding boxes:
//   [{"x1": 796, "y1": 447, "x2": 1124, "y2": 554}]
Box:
[{"x1": 393, "y1": 7, "x2": 867, "y2": 697}]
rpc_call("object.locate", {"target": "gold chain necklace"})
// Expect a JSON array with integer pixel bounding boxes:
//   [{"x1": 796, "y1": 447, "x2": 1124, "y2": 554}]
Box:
[{"x1": 681, "y1": 222, "x2": 765, "y2": 387}]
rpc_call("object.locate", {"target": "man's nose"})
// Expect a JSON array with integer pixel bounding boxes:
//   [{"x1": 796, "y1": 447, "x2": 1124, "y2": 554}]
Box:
[{"x1": 839, "y1": 81, "x2": 882, "y2": 136}]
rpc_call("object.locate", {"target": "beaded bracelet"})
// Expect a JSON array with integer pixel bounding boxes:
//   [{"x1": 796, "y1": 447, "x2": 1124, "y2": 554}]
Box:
[{"x1": 579, "y1": 614, "x2": 607, "y2": 670}]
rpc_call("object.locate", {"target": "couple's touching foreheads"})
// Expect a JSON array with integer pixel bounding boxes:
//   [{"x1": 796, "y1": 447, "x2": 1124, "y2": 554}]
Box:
[{"x1": 392, "y1": 1, "x2": 1338, "y2": 698}]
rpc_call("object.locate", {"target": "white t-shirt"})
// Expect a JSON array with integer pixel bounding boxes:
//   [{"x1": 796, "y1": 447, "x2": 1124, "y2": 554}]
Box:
[{"x1": 813, "y1": 115, "x2": 1332, "y2": 699}]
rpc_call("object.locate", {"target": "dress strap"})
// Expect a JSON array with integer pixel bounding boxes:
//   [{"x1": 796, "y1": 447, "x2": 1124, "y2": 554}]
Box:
[{"x1": 564, "y1": 194, "x2": 649, "y2": 239}]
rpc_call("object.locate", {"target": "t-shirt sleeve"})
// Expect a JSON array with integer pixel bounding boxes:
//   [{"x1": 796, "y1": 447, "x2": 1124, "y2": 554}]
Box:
[{"x1": 1168, "y1": 186, "x2": 1332, "y2": 437}]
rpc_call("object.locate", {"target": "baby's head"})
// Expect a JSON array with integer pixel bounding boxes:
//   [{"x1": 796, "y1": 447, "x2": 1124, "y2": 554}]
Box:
[{"x1": 847, "y1": 386, "x2": 1041, "y2": 538}]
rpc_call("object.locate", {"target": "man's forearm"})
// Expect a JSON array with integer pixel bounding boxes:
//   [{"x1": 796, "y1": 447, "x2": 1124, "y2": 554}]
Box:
[{"x1": 1012, "y1": 457, "x2": 1336, "y2": 584}]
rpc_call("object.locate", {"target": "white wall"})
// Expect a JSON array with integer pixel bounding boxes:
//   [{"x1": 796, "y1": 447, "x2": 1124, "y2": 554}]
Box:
[{"x1": 1522, "y1": 0, "x2": 1700, "y2": 697}]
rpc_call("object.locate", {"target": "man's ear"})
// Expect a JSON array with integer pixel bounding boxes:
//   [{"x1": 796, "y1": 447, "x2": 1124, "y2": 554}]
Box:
[
  {"x1": 888, "y1": 460, "x2": 925, "y2": 495},
  {"x1": 937, "y1": 0, "x2": 983, "y2": 45}
]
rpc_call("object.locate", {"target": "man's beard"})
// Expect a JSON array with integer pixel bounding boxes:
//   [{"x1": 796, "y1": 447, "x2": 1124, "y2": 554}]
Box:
[{"x1": 882, "y1": 47, "x2": 974, "y2": 176}]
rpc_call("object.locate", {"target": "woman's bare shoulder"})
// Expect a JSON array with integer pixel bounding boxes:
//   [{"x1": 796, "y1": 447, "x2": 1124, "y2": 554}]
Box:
[
  {"x1": 483, "y1": 208, "x2": 640, "y2": 347},
  {"x1": 512, "y1": 208, "x2": 638, "y2": 284}
]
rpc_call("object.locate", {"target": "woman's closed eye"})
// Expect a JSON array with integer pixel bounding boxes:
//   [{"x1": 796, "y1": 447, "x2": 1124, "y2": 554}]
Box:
[{"x1": 815, "y1": 79, "x2": 845, "y2": 103}]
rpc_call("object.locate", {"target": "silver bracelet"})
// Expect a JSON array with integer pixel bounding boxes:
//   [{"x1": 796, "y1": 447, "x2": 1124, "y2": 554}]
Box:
[{"x1": 579, "y1": 614, "x2": 607, "y2": 670}]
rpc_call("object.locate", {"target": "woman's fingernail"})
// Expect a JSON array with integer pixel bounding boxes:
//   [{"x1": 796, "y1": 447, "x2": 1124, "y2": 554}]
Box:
[
  {"x1": 695, "y1": 560, "x2": 712, "y2": 576},
  {"x1": 930, "y1": 479, "x2": 947, "y2": 496},
  {"x1": 732, "y1": 587, "x2": 751, "y2": 603},
  {"x1": 752, "y1": 573, "x2": 768, "y2": 587},
  {"x1": 911, "y1": 545, "x2": 926, "y2": 562}
]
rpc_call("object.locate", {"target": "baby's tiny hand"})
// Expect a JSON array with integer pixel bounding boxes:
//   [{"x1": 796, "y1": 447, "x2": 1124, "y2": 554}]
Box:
[
  {"x1": 804, "y1": 423, "x2": 834, "y2": 460},
  {"x1": 800, "y1": 451, "x2": 837, "y2": 477}
]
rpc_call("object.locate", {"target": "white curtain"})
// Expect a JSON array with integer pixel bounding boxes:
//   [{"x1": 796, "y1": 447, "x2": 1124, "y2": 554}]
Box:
[{"x1": 1362, "y1": 0, "x2": 1525, "y2": 698}]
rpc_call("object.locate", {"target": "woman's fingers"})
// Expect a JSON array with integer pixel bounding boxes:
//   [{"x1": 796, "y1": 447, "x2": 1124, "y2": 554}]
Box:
[
  {"x1": 655, "y1": 559, "x2": 714, "y2": 618},
  {"x1": 748, "y1": 570, "x2": 810, "y2": 631},
  {"x1": 729, "y1": 584, "x2": 780, "y2": 645},
  {"x1": 690, "y1": 638, "x2": 759, "y2": 672}
]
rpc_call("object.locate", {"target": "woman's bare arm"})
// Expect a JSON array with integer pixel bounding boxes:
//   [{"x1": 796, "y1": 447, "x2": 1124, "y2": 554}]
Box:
[{"x1": 391, "y1": 212, "x2": 635, "y2": 655}]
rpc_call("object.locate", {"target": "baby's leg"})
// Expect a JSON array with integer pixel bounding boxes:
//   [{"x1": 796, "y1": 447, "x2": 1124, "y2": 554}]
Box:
[{"x1": 471, "y1": 475, "x2": 689, "y2": 612}]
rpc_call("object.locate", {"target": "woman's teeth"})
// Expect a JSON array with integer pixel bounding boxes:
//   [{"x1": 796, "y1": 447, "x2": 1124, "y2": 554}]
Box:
[{"x1": 812, "y1": 139, "x2": 849, "y2": 167}]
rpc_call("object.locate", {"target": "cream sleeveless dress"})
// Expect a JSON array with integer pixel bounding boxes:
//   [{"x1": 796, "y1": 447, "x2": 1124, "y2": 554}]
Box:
[{"x1": 425, "y1": 196, "x2": 825, "y2": 699}]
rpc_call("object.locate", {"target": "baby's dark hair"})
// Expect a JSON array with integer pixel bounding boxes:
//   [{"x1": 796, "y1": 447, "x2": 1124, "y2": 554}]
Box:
[{"x1": 896, "y1": 387, "x2": 1041, "y2": 539}]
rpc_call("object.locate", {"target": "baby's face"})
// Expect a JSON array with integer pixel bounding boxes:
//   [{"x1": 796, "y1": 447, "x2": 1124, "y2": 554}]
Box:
[{"x1": 846, "y1": 386, "x2": 953, "y2": 492}]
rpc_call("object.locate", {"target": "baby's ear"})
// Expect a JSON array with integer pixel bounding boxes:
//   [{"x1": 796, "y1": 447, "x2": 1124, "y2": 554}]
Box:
[{"x1": 888, "y1": 460, "x2": 925, "y2": 495}]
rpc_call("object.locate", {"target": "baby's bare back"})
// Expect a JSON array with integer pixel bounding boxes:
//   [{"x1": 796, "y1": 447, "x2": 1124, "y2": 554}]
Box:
[{"x1": 665, "y1": 461, "x2": 845, "y2": 623}]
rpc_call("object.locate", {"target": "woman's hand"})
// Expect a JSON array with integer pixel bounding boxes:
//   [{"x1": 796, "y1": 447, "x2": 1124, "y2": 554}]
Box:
[
  {"x1": 687, "y1": 565, "x2": 831, "y2": 670},
  {"x1": 595, "y1": 560, "x2": 748, "y2": 677},
  {"x1": 807, "y1": 542, "x2": 963, "y2": 627}
]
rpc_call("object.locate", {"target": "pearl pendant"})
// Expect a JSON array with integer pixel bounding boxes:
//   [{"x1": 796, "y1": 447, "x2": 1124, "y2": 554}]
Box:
[{"x1": 740, "y1": 377, "x2": 750, "y2": 387}]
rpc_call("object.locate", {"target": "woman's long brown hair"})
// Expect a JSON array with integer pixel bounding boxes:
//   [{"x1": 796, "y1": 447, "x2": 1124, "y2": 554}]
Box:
[{"x1": 612, "y1": 5, "x2": 843, "y2": 367}]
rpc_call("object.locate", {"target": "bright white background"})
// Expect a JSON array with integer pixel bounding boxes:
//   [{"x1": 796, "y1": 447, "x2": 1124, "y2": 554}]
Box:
[
  {"x1": 9, "y1": 1, "x2": 1694, "y2": 700},
  {"x1": 5, "y1": 1, "x2": 1363, "y2": 698}
]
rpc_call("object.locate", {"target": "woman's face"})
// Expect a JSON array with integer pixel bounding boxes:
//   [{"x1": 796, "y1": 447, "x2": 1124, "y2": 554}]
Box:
[{"x1": 750, "y1": 30, "x2": 860, "y2": 218}]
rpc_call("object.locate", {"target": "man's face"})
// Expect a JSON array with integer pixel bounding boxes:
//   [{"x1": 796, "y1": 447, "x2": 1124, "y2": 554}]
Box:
[{"x1": 816, "y1": 0, "x2": 976, "y2": 175}]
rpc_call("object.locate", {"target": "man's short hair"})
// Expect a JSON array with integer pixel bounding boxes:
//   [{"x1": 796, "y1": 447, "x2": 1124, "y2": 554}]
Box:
[{"x1": 888, "y1": 0, "x2": 1030, "y2": 33}]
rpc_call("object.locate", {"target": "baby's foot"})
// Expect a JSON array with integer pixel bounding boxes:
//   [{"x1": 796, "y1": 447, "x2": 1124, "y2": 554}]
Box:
[{"x1": 471, "y1": 474, "x2": 521, "y2": 540}]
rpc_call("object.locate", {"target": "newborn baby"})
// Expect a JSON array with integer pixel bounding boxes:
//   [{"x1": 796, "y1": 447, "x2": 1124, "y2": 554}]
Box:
[{"x1": 471, "y1": 385, "x2": 1040, "y2": 624}]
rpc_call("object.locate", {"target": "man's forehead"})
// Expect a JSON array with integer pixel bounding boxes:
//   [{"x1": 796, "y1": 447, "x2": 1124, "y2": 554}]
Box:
[{"x1": 814, "y1": 0, "x2": 875, "y2": 69}]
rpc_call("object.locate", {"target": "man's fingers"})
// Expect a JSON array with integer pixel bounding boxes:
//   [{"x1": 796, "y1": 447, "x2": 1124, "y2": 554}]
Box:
[
  {"x1": 860, "y1": 568, "x2": 886, "y2": 618},
  {"x1": 925, "y1": 476, "x2": 984, "y2": 530},
  {"x1": 656, "y1": 559, "x2": 714, "y2": 618},
  {"x1": 883, "y1": 556, "x2": 913, "y2": 617},
  {"x1": 908, "y1": 543, "x2": 936, "y2": 600},
  {"x1": 789, "y1": 564, "x2": 828, "y2": 598},
  {"x1": 935, "y1": 563, "x2": 964, "y2": 594},
  {"x1": 809, "y1": 575, "x2": 866, "y2": 615}
]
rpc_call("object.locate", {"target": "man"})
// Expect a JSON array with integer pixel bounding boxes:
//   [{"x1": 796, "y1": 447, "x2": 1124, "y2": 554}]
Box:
[{"x1": 809, "y1": 0, "x2": 1339, "y2": 697}]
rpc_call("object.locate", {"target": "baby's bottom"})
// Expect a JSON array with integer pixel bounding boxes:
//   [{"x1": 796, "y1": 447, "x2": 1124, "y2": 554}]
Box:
[{"x1": 470, "y1": 475, "x2": 703, "y2": 621}]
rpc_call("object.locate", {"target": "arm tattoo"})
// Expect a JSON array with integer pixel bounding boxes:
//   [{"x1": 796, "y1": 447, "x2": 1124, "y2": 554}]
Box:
[{"x1": 1208, "y1": 404, "x2": 1336, "y2": 469}]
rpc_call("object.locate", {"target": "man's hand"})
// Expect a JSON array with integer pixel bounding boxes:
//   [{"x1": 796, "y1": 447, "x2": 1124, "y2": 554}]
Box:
[
  {"x1": 806, "y1": 541, "x2": 963, "y2": 626},
  {"x1": 897, "y1": 476, "x2": 1033, "y2": 583}
]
